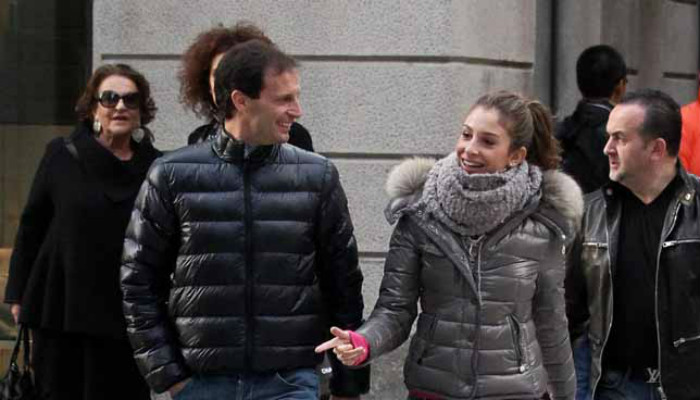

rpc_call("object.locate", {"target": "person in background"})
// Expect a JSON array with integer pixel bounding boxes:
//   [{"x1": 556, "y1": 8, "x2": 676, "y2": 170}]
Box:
[
  {"x1": 317, "y1": 91, "x2": 580, "y2": 400},
  {"x1": 121, "y1": 40, "x2": 368, "y2": 399},
  {"x1": 679, "y1": 92, "x2": 700, "y2": 175},
  {"x1": 566, "y1": 89, "x2": 700, "y2": 400},
  {"x1": 4, "y1": 64, "x2": 161, "y2": 400},
  {"x1": 556, "y1": 47, "x2": 626, "y2": 399},
  {"x1": 556, "y1": 44, "x2": 627, "y2": 194},
  {"x1": 179, "y1": 22, "x2": 313, "y2": 151}
]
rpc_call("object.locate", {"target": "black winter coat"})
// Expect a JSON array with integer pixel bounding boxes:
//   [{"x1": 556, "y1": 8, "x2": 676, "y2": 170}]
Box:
[
  {"x1": 4, "y1": 124, "x2": 161, "y2": 337},
  {"x1": 556, "y1": 100, "x2": 613, "y2": 194},
  {"x1": 566, "y1": 167, "x2": 700, "y2": 400},
  {"x1": 121, "y1": 130, "x2": 368, "y2": 395},
  {"x1": 187, "y1": 121, "x2": 314, "y2": 152}
]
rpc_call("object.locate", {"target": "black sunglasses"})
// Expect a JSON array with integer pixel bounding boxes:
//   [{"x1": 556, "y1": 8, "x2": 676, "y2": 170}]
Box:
[{"x1": 96, "y1": 90, "x2": 140, "y2": 109}]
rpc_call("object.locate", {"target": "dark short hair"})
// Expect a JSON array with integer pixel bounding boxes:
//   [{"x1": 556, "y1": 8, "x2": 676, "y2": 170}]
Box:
[
  {"x1": 619, "y1": 89, "x2": 681, "y2": 156},
  {"x1": 214, "y1": 39, "x2": 297, "y2": 120},
  {"x1": 75, "y1": 64, "x2": 157, "y2": 138},
  {"x1": 576, "y1": 45, "x2": 627, "y2": 99},
  {"x1": 178, "y1": 22, "x2": 272, "y2": 120}
]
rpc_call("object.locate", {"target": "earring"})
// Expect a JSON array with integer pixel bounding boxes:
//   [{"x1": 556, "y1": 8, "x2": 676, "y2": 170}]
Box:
[
  {"x1": 509, "y1": 161, "x2": 518, "y2": 168},
  {"x1": 92, "y1": 120, "x2": 101, "y2": 134},
  {"x1": 132, "y1": 127, "x2": 145, "y2": 142}
]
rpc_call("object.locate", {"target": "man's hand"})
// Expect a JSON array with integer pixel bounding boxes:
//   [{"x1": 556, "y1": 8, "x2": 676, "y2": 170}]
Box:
[
  {"x1": 315, "y1": 327, "x2": 365, "y2": 366},
  {"x1": 10, "y1": 304, "x2": 20, "y2": 325},
  {"x1": 167, "y1": 377, "x2": 191, "y2": 398}
]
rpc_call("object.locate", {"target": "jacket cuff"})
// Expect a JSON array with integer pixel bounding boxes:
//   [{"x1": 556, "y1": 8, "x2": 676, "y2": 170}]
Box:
[
  {"x1": 348, "y1": 330, "x2": 370, "y2": 366},
  {"x1": 147, "y1": 362, "x2": 191, "y2": 394}
]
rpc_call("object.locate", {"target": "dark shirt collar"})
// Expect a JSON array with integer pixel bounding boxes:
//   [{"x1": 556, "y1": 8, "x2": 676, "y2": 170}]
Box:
[
  {"x1": 617, "y1": 174, "x2": 682, "y2": 210},
  {"x1": 582, "y1": 98, "x2": 614, "y2": 109},
  {"x1": 578, "y1": 98, "x2": 614, "y2": 114}
]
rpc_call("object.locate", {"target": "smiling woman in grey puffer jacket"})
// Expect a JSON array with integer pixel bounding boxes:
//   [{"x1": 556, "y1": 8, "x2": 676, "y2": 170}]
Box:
[{"x1": 317, "y1": 91, "x2": 581, "y2": 399}]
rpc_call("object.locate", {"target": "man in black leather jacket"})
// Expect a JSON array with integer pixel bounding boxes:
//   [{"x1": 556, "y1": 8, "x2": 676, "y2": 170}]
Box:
[
  {"x1": 556, "y1": 45, "x2": 627, "y2": 194},
  {"x1": 121, "y1": 40, "x2": 368, "y2": 399},
  {"x1": 566, "y1": 89, "x2": 700, "y2": 400}
]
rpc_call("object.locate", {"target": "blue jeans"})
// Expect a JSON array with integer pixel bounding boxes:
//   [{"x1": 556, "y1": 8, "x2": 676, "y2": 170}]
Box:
[
  {"x1": 595, "y1": 369, "x2": 662, "y2": 400},
  {"x1": 573, "y1": 336, "x2": 592, "y2": 400},
  {"x1": 173, "y1": 369, "x2": 319, "y2": 400}
]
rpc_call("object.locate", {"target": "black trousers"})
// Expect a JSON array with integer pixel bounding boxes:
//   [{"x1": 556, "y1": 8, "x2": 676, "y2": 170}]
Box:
[{"x1": 31, "y1": 328, "x2": 150, "y2": 400}]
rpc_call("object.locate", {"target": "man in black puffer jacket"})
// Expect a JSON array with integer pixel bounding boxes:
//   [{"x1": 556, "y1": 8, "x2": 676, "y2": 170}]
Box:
[{"x1": 121, "y1": 40, "x2": 368, "y2": 399}]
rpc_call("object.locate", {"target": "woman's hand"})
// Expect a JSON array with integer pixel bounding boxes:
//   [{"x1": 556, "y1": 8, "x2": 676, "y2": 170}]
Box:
[
  {"x1": 10, "y1": 304, "x2": 20, "y2": 325},
  {"x1": 315, "y1": 327, "x2": 366, "y2": 366}
]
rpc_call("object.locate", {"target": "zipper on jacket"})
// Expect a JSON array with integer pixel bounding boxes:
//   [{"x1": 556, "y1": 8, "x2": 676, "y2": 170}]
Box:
[
  {"x1": 467, "y1": 240, "x2": 485, "y2": 400},
  {"x1": 464, "y1": 235, "x2": 484, "y2": 266},
  {"x1": 582, "y1": 241, "x2": 608, "y2": 249},
  {"x1": 653, "y1": 199, "x2": 683, "y2": 398},
  {"x1": 673, "y1": 333, "x2": 700, "y2": 348},
  {"x1": 507, "y1": 315, "x2": 527, "y2": 373},
  {"x1": 661, "y1": 238, "x2": 700, "y2": 248},
  {"x1": 591, "y1": 233, "x2": 615, "y2": 396},
  {"x1": 243, "y1": 160, "x2": 254, "y2": 370}
]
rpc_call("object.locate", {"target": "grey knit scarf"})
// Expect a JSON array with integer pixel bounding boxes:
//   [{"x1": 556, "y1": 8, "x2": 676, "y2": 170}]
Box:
[{"x1": 421, "y1": 153, "x2": 543, "y2": 236}]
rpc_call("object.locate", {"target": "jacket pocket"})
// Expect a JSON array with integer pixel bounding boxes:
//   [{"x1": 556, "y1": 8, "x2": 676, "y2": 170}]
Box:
[
  {"x1": 674, "y1": 333, "x2": 700, "y2": 349},
  {"x1": 507, "y1": 314, "x2": 527, "y2": 373},
  {"x1": 410, "y1": 313, "x2": 437, "y2": 365},
  {"x1": 580, "y1": 241, "x2": 608, "y2": 273},
  {"x1": 582, "y1": 241, "x2": 608, "y2": 249},
  {"x1": 663, "y1": 239, "x2": 700, "y2": 351}
]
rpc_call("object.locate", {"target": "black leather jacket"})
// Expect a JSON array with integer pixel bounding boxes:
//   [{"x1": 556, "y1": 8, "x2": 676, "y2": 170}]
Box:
[
  {"x1": 566, "y1": 167, "x2": 700, "y2": 400},
  {"x1": 121, "y1": 131, "x2": 368, "y2": 395}
]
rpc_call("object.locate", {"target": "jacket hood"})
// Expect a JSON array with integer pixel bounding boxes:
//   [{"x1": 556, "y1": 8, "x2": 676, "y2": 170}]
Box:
[{"x1": 384, "y1": 157, "x2": 584, "y2": 231}]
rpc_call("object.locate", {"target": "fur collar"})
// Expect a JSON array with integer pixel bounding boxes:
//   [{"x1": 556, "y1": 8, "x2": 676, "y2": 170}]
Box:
[{"x1": 384, "y1": 157, "x2": 584, "y2": 232}]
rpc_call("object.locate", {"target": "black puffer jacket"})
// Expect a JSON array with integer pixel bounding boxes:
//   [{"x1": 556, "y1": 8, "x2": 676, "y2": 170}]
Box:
[
  {"x1": 357, "y1": 158, "x2": 581, "y2": 400},
  {"x1": 566, "y1": 167, "x2": 700, "y2": 400},
  {"x1": 121, "y1": 131, "x2": 367, "y2": 394}
]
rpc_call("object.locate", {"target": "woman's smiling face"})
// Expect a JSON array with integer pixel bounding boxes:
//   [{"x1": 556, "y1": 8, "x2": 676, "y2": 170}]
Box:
[{"x1": 456, "y1": 106, "x2": 525, "y2": 174}]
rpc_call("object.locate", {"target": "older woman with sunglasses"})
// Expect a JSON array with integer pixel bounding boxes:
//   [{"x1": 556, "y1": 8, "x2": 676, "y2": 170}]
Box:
[{"x1": 4, "y1": 64, "x2": 161, "y2": 400}]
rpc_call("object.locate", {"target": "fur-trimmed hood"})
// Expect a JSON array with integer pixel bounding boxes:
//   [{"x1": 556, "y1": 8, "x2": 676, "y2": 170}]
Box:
[{"x1": 384, "y1": 157, "x2": 584, "y2": 232}]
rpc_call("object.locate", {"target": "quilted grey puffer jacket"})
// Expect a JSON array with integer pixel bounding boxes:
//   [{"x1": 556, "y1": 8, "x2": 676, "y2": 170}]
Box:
[{"x1": 356, "y1": 158, "x2": 581, "y2": 400}]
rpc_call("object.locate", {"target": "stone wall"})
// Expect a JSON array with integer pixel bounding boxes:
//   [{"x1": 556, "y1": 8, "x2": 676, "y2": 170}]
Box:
[{"x1": 554, "y1": 0, "x2": 698, "y2": 118}]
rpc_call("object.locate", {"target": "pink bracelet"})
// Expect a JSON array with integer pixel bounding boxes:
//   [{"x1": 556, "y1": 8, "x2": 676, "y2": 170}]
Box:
[{"x1": 347, "y1": 330, "x2": 370, "y2": 365}]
